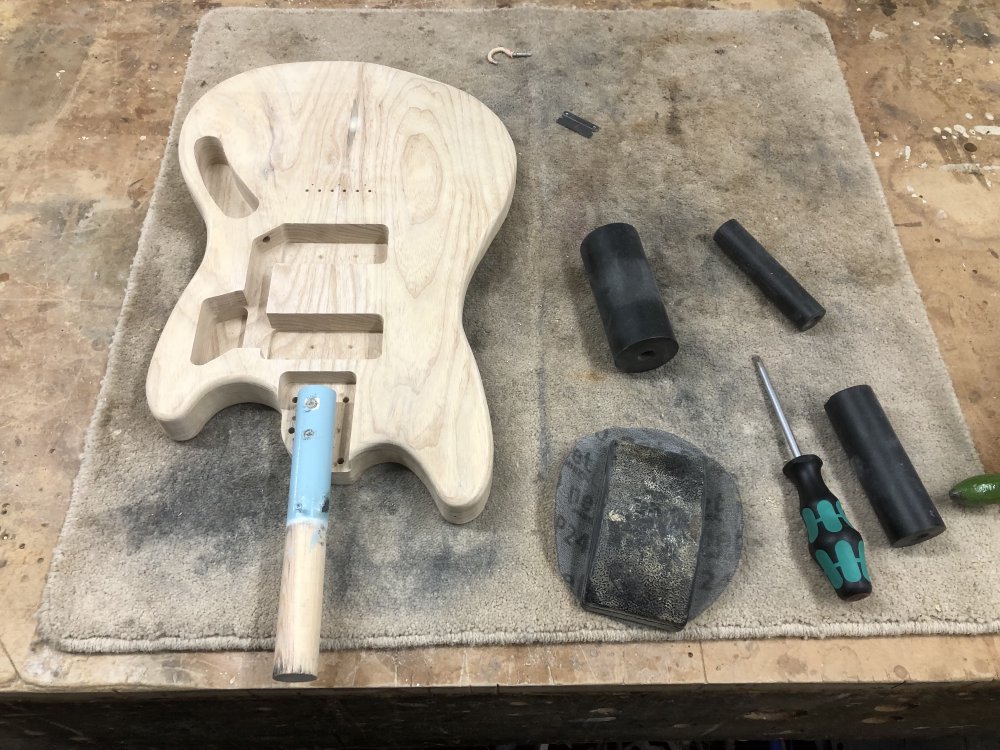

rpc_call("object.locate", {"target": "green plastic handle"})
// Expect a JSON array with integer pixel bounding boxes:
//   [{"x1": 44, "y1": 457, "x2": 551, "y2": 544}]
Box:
[
  {"x1": 949, "y1": 473, "x2": 1000, "y2": 506},
  {"x1": 784, "y1": 455, "x2": 872, "y2": 602}
]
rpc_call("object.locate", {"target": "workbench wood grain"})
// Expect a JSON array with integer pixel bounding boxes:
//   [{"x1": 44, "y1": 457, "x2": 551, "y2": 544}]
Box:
[{"x1": 1, "y1": 0, "x2": 999, "y2": 739}]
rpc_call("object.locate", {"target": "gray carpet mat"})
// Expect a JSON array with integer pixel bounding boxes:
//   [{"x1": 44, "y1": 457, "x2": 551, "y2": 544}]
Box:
[{"x1": 41, "y1": 7, "x2": 993, "y2": 653}]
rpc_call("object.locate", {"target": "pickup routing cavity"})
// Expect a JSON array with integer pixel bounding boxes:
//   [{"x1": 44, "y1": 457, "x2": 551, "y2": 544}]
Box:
[{"x1": 190, "y1": 223, "x2": 388, "y2": 365}]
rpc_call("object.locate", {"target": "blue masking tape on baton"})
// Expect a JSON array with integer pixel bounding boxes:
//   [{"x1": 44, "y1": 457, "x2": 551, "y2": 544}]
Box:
[{"x1": 287, "y1": 385, "x2": 336, "y2": 526}]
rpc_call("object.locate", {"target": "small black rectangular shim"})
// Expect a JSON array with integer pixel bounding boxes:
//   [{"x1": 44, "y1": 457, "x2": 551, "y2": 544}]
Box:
[{"x1": 556, "y1": 111, "x2": 600, "y2": 138}]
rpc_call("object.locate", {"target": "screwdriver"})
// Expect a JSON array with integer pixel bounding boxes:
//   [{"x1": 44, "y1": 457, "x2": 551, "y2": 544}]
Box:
[{"x1": 752, "y1": 356, "x2": 872, "y2": 601}]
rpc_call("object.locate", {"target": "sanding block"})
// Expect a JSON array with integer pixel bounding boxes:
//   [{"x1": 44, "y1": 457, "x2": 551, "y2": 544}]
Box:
[{"x1": 554, "y1": 429, "x2": 743, "y2": 630}]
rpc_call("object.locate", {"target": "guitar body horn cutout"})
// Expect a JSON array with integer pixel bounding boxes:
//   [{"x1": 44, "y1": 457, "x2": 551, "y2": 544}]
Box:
[{"x1": 146, "y1": 62, "x2": 516, "y2": 523}]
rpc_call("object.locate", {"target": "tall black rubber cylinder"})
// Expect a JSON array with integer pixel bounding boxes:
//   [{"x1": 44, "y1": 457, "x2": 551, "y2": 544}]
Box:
[
  {"x1": 580, "y1": 223, "x2": 678, "y2": 373},
  {"x1": 824, "y1": 385, "x2": 946, "y2": 547},
  {"x1": 713, "y1": 219, "x2": 825, "y2": 332}
]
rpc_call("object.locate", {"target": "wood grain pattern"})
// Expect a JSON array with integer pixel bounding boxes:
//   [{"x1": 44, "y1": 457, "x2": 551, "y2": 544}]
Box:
[
  {"x1": 146, "y1": 62, "x2": 517, "y2": 523},
  {"x1": 6, "y1": 1, "x2": 1000, "y2": 720},
  {"x1": 272, "y1": 522, "x2": 328, "y2": 682}
]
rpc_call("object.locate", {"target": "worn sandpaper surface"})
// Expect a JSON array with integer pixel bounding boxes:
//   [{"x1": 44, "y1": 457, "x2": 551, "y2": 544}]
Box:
[
  {"x1": 554, "y1": 429, "x2": 744, "y2": 630},
  {"x1": 41, "y1": 8, "x2": 993, "y2": 653}
]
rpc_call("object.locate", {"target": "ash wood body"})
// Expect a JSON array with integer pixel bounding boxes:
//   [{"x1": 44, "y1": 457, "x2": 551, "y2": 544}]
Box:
[{"x1": 146, "y1": 62, "x2": 517, "y2": 523}]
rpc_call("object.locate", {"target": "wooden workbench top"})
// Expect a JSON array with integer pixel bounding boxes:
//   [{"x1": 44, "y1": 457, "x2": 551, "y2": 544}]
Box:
[{"x1": 1, "y1": 0, "x2": 998, "y2": 739}]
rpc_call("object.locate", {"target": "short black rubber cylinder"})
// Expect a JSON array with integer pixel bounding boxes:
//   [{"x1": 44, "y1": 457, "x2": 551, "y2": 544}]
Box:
[
  {"x1": 824, "y1": 384, "x2": 946, "y2": 547},
  {"x1": 580, "y1": 223, "x2": 678, "y2": 373},
  {"x1": 713, "y1": 219, "x2": 825, "y2": 332}
]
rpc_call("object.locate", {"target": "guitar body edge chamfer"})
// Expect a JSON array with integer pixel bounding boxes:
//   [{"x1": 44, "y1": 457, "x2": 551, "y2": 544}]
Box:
[{"x1": 145, "y1": 62, "x2": 517, "y2": 524}]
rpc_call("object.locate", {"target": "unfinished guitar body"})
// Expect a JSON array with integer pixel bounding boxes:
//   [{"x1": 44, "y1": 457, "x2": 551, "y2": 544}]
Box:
[{"x1": 146, "y1": 62, "x2": 516, "y2": 523}]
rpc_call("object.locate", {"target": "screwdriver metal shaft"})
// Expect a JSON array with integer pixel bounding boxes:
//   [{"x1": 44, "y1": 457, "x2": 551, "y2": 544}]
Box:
[
  {"x1": 752, "y1": 355, "x2": 800, "y2": 458},
  {"x1": 753, "y1": 355, "x2": 872, "y2": 602}
]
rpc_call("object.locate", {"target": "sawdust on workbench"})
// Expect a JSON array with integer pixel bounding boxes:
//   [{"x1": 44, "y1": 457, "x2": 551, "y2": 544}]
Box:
[{"x1": 41, "y1": 7, "x2": 991, "y2": 653}]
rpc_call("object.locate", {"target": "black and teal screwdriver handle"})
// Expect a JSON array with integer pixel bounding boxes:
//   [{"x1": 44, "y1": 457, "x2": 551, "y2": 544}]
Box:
[{"x1": 783, "y1": 454, "x2": 872, "y2": 601}]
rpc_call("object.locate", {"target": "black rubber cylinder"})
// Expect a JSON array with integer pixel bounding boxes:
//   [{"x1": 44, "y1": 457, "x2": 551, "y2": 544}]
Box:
[
  {"x1": 713, "y1": 219, "x2": 825, "y2": 332},
  {"x1": 580, "y1": 223, "x2": 678, "y2": 373},
  {"x1": 824, "y1": 385, "x2": 946, "y2": 547}
]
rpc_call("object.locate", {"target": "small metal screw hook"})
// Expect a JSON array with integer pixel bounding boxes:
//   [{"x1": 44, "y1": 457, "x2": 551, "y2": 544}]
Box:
[
  {"x1": 303, "y1": 397, "x2": 319, "y2": 411},
  {"x1": 487, "y1": 46, "x2": 532, "y2": 65}
]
